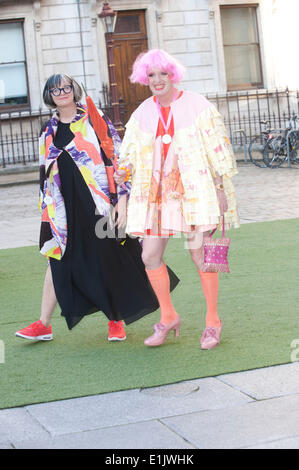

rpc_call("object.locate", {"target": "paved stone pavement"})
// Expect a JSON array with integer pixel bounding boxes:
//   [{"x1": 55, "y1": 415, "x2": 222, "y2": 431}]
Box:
[{"x1": 1, "y1": 163, "x2": 299, "y2": 450}]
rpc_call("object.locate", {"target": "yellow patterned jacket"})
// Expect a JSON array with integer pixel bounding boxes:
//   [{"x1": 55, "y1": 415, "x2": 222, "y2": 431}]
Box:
[{"x1": 118, "y1": 91, "x2": 239, "y2": 235}]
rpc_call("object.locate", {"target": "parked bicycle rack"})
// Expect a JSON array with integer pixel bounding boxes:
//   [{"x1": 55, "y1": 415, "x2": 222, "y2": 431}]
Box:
[
  {"x1": 286, "y1": 129, "x2": 298, "y2": 168},
  {"x1": 231, "y1": 129, "x2": 248, "y2": 163}
]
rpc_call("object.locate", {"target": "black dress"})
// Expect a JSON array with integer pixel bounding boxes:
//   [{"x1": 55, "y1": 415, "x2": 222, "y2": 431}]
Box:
[{"x1": 50, "y1": 122, "x2": 178, "y2": 330}]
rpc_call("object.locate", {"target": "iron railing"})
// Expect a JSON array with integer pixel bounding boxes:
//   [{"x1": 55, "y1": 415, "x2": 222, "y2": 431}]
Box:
[
  {"x1": 0, "y1": 109, "x2": 51, "y2": 168},
  {"x1": 0, "y1": 87, "x2": 298, "y2": 168},
  {"x1": 206, "y1": 88, "x2": 299, "y2": 150},
  {"x1": 99, "y1": 83, "x2": 126, "y2": 128}
]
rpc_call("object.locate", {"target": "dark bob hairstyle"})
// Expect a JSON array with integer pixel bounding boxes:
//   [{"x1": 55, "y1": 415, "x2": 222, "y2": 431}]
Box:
[{"x1": 42, "y1": 73, "x2": 83, "y2": 108}]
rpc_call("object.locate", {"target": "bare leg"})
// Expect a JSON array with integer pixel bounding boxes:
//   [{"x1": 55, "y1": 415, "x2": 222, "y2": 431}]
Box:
[
  {"x1": 39, "y1": 264, "x2": 57, "y2": 328},
  {"x1": 187, "y1": 231, "x2": 206, "y2": 270},
  {"x1": 141, "y1": 236, "x2": 169, "y2": 270}
]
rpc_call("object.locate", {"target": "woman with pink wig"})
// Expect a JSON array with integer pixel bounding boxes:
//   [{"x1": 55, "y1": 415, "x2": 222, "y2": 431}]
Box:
[{"x1": 115, "y1": 49, "x2": 239, "y2": 349}]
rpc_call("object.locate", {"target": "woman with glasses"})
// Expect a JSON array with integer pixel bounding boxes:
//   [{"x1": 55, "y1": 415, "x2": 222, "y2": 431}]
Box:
[{"x1": 15, "y1": 73, "x2": 177, "y2": 342}]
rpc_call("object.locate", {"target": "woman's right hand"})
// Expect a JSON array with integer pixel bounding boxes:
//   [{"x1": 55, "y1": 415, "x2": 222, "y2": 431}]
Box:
[{"x1": 113, "y1": 194, "x2": 127, "y2": 229}]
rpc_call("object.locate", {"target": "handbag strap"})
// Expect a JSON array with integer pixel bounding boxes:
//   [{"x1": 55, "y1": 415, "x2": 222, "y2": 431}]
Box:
[{"x1": 209, "y1": 215, "x2": 225, "y2": 238}]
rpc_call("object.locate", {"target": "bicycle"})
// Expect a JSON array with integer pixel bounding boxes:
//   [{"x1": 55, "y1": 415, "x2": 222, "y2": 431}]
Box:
[
  {"x1": 248, "y1": 116, "x2": 299, "y2": 168},
  {"x1": 248, "y1": 121, "x2": 282, "y2": 168},
  {"x1": 263, "y1": 115, "x2": 299, "y2": 168}
]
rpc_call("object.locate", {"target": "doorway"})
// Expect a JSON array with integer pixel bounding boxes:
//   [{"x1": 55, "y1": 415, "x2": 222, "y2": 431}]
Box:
[{"x1": 110, "y1": 10, "x2": 152, "y2": 124}]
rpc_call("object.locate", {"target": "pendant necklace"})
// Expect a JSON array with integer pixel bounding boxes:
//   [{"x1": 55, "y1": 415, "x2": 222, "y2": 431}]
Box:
[{"x1": 155, "y1": 89, "x2": 178, "y2": 144}]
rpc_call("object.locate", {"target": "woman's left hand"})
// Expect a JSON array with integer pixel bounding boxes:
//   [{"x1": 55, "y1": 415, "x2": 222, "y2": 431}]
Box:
[{"x1": 217, "y1": 189, "x2": 228, "y2": 215}]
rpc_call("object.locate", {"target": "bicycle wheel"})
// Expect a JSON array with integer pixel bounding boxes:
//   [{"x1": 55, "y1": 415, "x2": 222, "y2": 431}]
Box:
[
  {"x1": 248, "y1": 135, "x2": 267, "y2": 168},
  {"x1": 263, "y1": 136, "x2": 287, "y2": 168},
  {"x1": 289, "y1": 132, "x2": 299, "y2": 164}
]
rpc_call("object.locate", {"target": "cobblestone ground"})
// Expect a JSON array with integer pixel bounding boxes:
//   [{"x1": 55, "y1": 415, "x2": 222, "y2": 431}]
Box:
[
  {"x1": 0, "y1": 181, "x2": 40, "y2": 249},
  {"x1": 0, "y1": 164, "x2": 299, "y2": 249},
  {"x1": 234, "y1": 163, "x2": 299, "y2": 223}
]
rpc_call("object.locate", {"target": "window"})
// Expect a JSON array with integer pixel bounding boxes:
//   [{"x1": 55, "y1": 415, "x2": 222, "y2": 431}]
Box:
[
  {"x1": 0, "y1": 20, "x2": 29, "y2": 108},
  {"x1": 220, "y1": 5, "x2": 263, "y2": 90},
  {"x1": 114, "y1": 14, "x2": 141, "y2": 34}
]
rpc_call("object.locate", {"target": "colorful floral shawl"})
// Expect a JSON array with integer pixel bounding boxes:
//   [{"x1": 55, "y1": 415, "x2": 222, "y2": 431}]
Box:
[{"x1": 39, "y1": 103, "x2": 128, "y2": 260}]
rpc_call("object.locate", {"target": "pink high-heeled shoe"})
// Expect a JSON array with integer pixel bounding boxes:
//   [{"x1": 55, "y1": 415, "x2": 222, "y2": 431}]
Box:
[
  {"x1": 144, "y1": 316, "x2": 181, "y2": 347},
  {"x1": 200, "y1": 320, "x2": 223, "y2": 350}
]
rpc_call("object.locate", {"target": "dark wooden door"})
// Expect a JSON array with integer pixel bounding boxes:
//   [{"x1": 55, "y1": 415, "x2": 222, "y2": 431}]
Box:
[{"x1": 111, "y1": 10, "x2": 152, "y2": 124}]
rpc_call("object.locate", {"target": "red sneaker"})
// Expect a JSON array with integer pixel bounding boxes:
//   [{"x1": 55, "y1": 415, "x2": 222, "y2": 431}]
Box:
[
  {"x1": 15, "y1": 320, "x2": 53, "y2": 341},
  {"x1": 108, "y1": 320, "x2": 126, "y2": 341}
]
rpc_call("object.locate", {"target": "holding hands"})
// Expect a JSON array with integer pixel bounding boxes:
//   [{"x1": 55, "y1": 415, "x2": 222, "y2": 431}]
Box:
[
  {"x1": 114, "y1": 165, "x2": 132, "y2": 186},
  {"x1": 114, "y1": 169, "x2": 128, "y2": 186}
]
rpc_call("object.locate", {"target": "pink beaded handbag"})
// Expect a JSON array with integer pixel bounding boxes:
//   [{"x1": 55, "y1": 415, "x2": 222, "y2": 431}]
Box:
[{"x1": 202, "y1": 216, "x2": 230, "y2": 273}]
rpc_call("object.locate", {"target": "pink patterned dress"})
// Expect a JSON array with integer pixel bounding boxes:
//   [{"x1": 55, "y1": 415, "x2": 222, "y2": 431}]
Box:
[{"x1": 142, "y1": 92, "x2": 216, "y2": 238}]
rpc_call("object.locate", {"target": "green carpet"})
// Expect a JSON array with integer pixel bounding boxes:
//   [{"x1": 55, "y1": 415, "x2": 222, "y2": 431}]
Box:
[{"x1": 0, "y1": 218, "x2": 299, "y2": 409}]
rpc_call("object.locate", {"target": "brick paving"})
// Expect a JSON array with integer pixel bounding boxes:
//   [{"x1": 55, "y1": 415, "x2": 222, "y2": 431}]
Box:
[
  {"x1": 234, "y1": 163, "x2": 299, "y2": 223},
  {"x1": 0, "y1": 163, "x2": 299, "y2": 249}
]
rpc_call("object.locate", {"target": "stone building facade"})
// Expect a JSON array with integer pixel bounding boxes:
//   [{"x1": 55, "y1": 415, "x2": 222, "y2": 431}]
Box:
[{"x1": 0, "y1": 0, "x2": 298, "y2": 166}]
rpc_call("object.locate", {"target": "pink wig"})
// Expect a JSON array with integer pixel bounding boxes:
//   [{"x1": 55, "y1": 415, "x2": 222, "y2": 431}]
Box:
[{"x1": 130, "y1": 49, "x2": 185, "y2": 85}]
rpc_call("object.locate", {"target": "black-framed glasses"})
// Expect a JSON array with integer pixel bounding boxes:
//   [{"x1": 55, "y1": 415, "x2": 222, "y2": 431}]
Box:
[{"x1": 50, "y1": 85, "x2": 73, "y2": 96}]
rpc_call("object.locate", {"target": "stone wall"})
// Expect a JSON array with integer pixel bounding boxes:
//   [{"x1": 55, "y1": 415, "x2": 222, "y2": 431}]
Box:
[
  {"x1": 160, "y1": 0, "x2": 216, "y2": 93},
  {"x1": 38, "y1": 0, "x2": 101, "y2": 103},
  {"x1": 0, "y1": 0, "x2": 298, "y2": 115}
]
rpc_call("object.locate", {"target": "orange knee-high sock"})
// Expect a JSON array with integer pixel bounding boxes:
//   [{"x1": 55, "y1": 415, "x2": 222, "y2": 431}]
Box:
[
  {"x1": 146, "y1": 263, "x2": 178, "y2": 325},
  {"x1": 198, "y1": 270, "x2": 221, "y2": 328}
]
